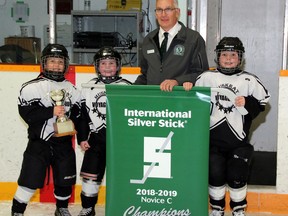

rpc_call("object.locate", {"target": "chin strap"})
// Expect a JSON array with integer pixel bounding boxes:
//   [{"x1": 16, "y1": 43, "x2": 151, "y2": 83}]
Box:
[{"x1": 217, "y1": 67, "x2": 242, "y2": 75}]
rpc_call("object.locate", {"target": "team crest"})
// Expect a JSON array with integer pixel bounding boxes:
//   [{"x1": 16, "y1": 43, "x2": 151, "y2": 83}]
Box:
[
  {"x1": 215, "y1": 92, "x2": 234, "y2": 113},
  {"x1": 92, "y1": 91, "x2": 106, "y2": 120},
  {"x1": 173, "y1": 45, "x2": 185, "y2": 56},
  {"x1": 215, "y1": 85, "x2": 239, "y2": 114}
]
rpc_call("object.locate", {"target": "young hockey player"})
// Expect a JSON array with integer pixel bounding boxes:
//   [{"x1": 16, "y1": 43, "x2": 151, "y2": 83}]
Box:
[
  {"x1": 183, "y1": 37, "x2": 270, "y2": 216},
  {"x1": 77, "y1": 47, "x2": 132, "y2": 216},
  {"x1": 11, "y1": 44, "x2": 83, "y2": 216}
]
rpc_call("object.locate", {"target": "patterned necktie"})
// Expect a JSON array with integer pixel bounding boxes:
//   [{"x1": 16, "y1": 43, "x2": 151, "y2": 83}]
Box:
[{"x1": 160, "y1": 32, "x2": 169, "y2": 59}]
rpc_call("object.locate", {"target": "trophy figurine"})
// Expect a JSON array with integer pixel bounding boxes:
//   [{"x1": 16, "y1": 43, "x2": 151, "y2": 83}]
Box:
[{"x1": 50, "y1": 89, "x2": 76, "y2": 137}]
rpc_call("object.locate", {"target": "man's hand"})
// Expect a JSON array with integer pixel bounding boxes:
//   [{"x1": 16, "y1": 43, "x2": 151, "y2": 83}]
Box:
[
  {"x1": 160, "y1": 79, "x2": 178, "y2": 92},
  {"x1": 183, "y1": 82, "x2": 193, "y2": 91}
]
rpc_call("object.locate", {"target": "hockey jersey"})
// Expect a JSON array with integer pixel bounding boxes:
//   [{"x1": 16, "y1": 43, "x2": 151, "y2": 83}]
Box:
[
  {"x1": 81, "y1": 77, "x2": 131, "y2": 134},
  {"x1": 18, "y1": 76, "x2": 82, "y2": 141},
  {"x1": 195, "y1": 70, "x2": 270, "y2": 141}
]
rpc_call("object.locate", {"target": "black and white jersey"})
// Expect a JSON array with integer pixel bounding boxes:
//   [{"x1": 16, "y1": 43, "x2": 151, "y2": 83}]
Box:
[
  {"x1": 195, "y1": 70, "x2": 270, "y2": 141},
  {"x1": 81, "y1": 77, "x2": 132, "y2": 133},
  {"x1": 18, "y1": 76, "x2": 82, "y2": 141}
]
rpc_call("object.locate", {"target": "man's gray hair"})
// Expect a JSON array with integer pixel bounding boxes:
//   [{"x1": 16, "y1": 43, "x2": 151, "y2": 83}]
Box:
[
  {"x1": 156, "y1": 0, "x2": 179, "y2": 7},
  {"x1": 174, "y1": 0, "x2": 179, "y2": 7}
]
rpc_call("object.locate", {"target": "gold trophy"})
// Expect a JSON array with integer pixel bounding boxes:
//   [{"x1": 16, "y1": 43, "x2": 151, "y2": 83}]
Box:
[{"x1": 50, "y1": 89, "x2": 76, "y2": 137}]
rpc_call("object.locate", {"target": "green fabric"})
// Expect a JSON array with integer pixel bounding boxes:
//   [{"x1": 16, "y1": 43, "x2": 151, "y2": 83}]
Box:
[{"x1": 106, "y1": 85, "x2": 211, "y2": 216}]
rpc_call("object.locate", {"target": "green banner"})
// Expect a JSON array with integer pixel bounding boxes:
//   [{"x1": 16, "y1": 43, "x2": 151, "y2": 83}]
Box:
[{"x1": 106, "y1": 85, "x2": 211, "y2": 216}]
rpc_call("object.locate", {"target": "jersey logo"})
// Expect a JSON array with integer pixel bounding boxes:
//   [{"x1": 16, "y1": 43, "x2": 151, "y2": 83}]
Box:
[
  {"x1": 92, "y1": 91, "x2": 106, "y2": 120},
  {"x1": 215, "y1": 85, "x2": 239, "y2": 113},
  {"x1": 130, "y1": 131, "x2": 174, "y2": 184}
]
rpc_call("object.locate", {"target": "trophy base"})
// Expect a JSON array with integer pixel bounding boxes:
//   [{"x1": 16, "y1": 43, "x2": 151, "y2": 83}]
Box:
[{"x1": 53, "y1": 120, "x2": 77, "y2": 137}]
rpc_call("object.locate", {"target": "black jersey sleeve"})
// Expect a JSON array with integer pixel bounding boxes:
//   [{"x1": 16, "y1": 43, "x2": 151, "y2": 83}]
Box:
[
  {"x1": 75, "y1": 101, "x2": 90, "y2": 143},
  {"x1": 244, "y1": 95, "x2": 265, "y2": 119},
  {"x1": 18, "y1": 103, "x2": 54, "y2": 125}
]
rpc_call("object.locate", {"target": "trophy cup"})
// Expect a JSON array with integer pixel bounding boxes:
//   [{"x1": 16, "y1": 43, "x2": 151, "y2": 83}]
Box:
[{"x1": 50, "y1": 89, "x2": 76, "y2": 137}]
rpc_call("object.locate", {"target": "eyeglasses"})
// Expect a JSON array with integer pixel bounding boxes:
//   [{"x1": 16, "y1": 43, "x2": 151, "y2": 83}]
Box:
[{"x1": 154, "y1": 8, "x2": 178, "y2": 14}]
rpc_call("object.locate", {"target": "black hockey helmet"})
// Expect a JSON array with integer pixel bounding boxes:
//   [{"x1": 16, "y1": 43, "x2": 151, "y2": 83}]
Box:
[
  {"x1": 41, "y1": 43, "x2": 69, "y2": 81},
  {"x1": 93, "y1": 46, "x2": 121, "y2": 83},
  {"x1": 215, "y1": 37, "x2": 245, "y2": 75}
]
